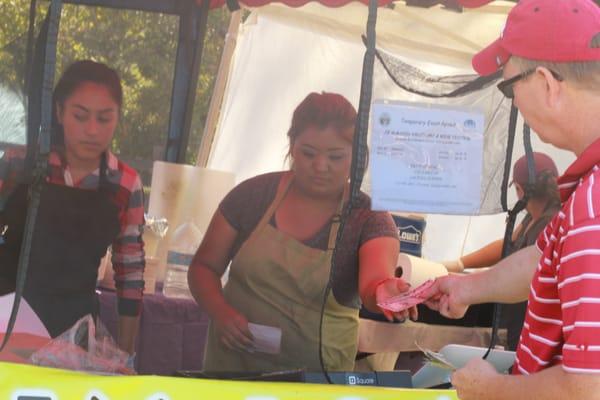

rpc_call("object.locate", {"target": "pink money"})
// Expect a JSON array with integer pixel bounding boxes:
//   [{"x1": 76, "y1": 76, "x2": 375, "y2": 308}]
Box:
[
  {"x1": 377, "y1": 279, "x2": 436, "y2": 312},
  {"x1": 378, "y1": 296, "x2": 425, "y2": 312}
]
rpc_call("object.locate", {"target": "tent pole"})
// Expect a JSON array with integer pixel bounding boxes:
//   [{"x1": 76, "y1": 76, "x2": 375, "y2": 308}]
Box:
[
  {"x1": 1, "y1": 0, "x2": 62, "y2": 352},
  {"x1": 196, "y1": 10, "x2": 242, "y2": 167},
  {"x1": 164, "y1": 0, "x2": 210, "y2": 163}
]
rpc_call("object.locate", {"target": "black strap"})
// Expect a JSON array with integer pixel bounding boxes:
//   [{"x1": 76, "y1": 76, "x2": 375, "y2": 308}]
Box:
[
  {"x1": 225, "y1": 0, "x2": 241, "y2": 12},
  {"x1": 483, "y1": 121, "x2": 533, "y2": 360},
  {"x1": 0, "y1": 0, "x2": 62, "y2": 352},
  {"x1": 483, "y1": 198, "x2": 527, "y2": 359},
  {"x1": 500, "y1": 104, "x2": 519, "y2": 212},
  {"x1": 319, "y1": 0, "x2": 378, "y2": 384},
  {"x1": 97, "y1": 152, "x2": 113, "y2": 199},
  {"x1": 98, "y1": 152, "x2": 111, "y2": 194},
  {"x1": 23, "y1": 0, "x2": 38, "y2": 95},
  {"x1": 523, "y1": 124, "x2": 536, "y2": 187},
  {"x1": 24, "y1": 0, "x2": 55, "y2": 176}
]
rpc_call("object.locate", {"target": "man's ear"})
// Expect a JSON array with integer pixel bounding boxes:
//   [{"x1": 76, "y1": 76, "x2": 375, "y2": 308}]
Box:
[{"x1": 537, "y1": 67, "x2": 562, "y2": 109}]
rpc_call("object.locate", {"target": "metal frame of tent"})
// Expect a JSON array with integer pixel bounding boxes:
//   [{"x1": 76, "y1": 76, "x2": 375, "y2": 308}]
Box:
[
  {"x1": 0, "y1": 0, "x2": 389, "y2": 366},
  {"x1": 3, "y1": 0, "x2": 529, "y2": 370},
  {"x1": 26, "y1": 0, "x2": 520, "y2": 164}
]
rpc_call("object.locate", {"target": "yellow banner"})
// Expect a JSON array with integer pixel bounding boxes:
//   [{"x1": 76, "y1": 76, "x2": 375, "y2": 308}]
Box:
[{"x1": 0, "y1": 362, "x2": 458, "y2": 399}]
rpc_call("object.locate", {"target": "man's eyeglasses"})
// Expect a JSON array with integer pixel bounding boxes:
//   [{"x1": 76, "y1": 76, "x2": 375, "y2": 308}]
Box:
[{"x1": 497, "y1": 68, "x2": 564, "y2": 99}]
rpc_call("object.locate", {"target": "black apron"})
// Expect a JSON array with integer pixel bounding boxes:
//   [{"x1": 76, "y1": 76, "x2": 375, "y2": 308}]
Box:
[{"x1": 0, "y1": 155, "x2": 120, "y2": 337}]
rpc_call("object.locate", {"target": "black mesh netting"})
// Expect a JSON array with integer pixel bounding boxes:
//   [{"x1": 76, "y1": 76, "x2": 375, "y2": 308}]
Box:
[{"x1": 362, "y1": 46, "x2": 518, "y2": 215}]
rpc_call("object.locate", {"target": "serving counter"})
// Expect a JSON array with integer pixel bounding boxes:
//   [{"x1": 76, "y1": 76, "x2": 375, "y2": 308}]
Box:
[{"x1": 0, "y1": 361, "x2": 459, "y2": 399}]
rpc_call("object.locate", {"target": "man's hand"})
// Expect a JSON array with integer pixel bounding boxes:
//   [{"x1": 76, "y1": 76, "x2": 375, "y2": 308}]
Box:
[
  {"x1": 422, "y1": 275, "x2": 470, "y2": 319},
  {"x1": 452, "y1": 358, "x2": 500, "y2": 400}
]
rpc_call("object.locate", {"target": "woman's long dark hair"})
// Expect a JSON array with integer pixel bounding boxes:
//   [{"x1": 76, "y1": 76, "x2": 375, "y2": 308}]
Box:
[
  {"x1": 51, "y1": 60, "x2": 122, "y2": 146},
  {"x1": 523, "y1": 170, "x2": 561, "y2": 209}
]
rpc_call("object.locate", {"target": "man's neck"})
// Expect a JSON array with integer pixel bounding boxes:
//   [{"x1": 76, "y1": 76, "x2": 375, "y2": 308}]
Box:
[{"x1": 565, "y1": 90, "x2": 600, "y2": 156}]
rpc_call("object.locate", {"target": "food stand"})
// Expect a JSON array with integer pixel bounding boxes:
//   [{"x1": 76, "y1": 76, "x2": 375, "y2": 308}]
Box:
[{"x1": 0, "y1": 0, "x2": 529, "y2": 398}]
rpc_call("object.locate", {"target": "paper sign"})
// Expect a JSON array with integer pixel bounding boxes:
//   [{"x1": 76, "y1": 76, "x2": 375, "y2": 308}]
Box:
[{"x1": 370, "y1": 101, "x2": 484, "y2": 215}]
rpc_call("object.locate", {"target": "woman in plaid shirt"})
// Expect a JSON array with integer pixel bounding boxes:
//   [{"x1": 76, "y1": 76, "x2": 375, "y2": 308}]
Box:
[{"x1": 0, "y1": 60, "x2": 145, "y2": 354}]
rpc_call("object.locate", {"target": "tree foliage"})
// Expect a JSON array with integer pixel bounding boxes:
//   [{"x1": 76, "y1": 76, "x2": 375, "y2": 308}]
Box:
[{"x1": 1, "y1": 0, "x2": 230, "y2": 183}]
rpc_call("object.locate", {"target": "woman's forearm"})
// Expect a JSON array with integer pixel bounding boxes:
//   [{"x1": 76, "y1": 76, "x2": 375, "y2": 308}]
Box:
[
  {"x1": 459, "y1": 222, "x2": 525, "y2": 270},
  {"x1": 358, "y1": 237, "x2": 401, "y2": 313},
  {"x1": 117, "y1": 315, "x2": 140, "y2": 355},
  {"x1": 188, "y1": 265, "x2": 230, "y2": 319},
  {"x1": 461, "y1": 239, "x2": 504, "y2": 269}
]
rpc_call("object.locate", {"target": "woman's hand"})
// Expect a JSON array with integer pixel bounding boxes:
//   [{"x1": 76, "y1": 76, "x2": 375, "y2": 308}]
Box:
[
  {"x1": 375, "y1": 277, "x2": 418, "y2": 322},
  {"x1": 117, "y1": 315, "x2": 140, "y2": 355},
  {"x1": 213, "y1": 304, "x2": 254, "y2": 351},
  {"x1": 442, "y1": 259, "x2": 465, "y2": 273}
]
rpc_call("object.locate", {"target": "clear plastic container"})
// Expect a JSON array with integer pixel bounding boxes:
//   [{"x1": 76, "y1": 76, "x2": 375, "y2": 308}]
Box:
[{"x1": 162, "y1": 222, "x2": 204, "y2": 299}]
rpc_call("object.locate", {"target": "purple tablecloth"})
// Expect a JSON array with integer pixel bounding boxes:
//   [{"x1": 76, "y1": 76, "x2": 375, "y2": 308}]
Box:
[{"x1": 98, "y1": 288, "x2": 209, "y2": 375}]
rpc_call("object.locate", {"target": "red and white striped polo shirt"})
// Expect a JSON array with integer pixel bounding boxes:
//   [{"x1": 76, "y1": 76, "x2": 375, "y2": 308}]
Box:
[{"x1": 514, "y1": 138, "x2": 600, "y2": 375}]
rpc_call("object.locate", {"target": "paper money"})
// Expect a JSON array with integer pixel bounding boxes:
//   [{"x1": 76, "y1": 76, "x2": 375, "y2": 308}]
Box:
[
  {"x1": 415, "y1": 341, "x2": 456, "y2": 370},
  {"x1": 377, "y1": 279, "x2": 435, "y2": 312}
]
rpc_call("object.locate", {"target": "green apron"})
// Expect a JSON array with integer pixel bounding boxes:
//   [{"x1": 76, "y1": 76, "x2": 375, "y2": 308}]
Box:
[{"x1": 203, "y1": 172, "x2": 359, "y2": 372}]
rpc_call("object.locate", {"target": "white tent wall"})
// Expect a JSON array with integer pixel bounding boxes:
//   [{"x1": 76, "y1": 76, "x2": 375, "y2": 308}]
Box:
[
  {"x1": 208, "y1": 8, "x2": 365, "y2": 179},
  {"x1": 206, "y1": 1, "x2": 574, "y2": 262}
]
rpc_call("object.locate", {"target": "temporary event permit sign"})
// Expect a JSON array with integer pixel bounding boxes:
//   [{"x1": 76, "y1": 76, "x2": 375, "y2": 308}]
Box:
[{"x1": 370, "y1": 101, "x2": 484, "y2": 215}]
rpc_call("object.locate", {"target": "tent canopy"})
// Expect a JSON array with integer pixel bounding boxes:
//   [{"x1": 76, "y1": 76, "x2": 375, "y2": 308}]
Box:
[
  {"x1": 206, "y1": 0, "x2": 575, "y2": 262},
  {"x1": 202, "y1": 0, "x2": 515, "y2": 9},
  {"x1": 248, "y1": 1, "x2": 512, "y2": 69},
  {"x1": 206, "y1": 0, "x2": 389, "y2": 9}
]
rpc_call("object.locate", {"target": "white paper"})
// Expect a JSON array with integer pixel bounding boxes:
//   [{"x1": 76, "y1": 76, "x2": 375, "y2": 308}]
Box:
[
  {"x1": 370, "y1": 101, "x2": 484, "y2": 215},
  {"x1": 0, "y1": 293, "x2": 50, "y2": 338},
  {"x1": 247, "y1": 322, "x2": 282, "y2": 355}
]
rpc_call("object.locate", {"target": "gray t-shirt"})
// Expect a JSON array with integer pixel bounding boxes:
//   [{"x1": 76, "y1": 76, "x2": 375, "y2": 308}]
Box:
[{"x1": 219, "y1": 171, "x2": 399, "y2": 309}]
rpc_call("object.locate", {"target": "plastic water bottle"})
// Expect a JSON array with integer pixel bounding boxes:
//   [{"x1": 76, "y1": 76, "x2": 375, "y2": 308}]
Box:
[{"x1": 163, "y1": 221, "x2": 204, "y2": 299}]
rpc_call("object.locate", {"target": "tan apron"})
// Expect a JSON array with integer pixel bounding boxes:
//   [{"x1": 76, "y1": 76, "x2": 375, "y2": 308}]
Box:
[{"x1": 203, "y1": 173, "x2": 359, "y2": 372}]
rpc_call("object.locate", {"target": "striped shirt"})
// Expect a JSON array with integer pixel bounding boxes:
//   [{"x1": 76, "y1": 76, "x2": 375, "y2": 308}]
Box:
[
  {"x1": 0, "y1": 146, "x2": 145, "y2": 316},
  {"x1": 515, "y1": 138, "x2": 600, "y2": 375}
]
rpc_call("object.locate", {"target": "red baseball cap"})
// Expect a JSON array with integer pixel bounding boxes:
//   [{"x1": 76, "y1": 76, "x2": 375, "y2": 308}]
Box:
[
  {"x1": 472, "y1": 0, "x2": 600, "y2": 76},
  {"x1": 511, "y1": 152, "x2": 558, "y2": 186},
  {"x1": 457, "y1": 0, "x2": 495, "y2": 7}
]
